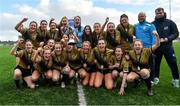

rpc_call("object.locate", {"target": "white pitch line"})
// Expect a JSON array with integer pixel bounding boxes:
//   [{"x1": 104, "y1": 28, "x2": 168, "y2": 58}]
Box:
[{"x1": 76, "y1": 80, "x2": 87, "y2": 106}]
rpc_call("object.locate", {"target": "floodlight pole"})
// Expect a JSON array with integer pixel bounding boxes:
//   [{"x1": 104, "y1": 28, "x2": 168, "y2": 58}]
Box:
[{"x1": 169, "y1": 0, "x2": 171, "y2": 19}]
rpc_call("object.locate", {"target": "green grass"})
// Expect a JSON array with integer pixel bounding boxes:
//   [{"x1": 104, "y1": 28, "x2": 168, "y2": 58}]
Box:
[
  {"x1": 83, "y1": 42, "x2": 180, "y2": 105},
  {"x1": 0, "y1": 46, "x2": 78, "y2": 105},
  {"x1": 0, "y1": 43, "x2": 180, "y2": 105}
]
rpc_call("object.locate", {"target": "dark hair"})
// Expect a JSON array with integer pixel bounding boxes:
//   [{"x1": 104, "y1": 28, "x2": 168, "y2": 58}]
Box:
[
  {"x1": 107, "y1": 22, "x2": 115, "y2": 27},
  {"x1": 98, "y1": 38, "x2": 106, "y2": 44},
  {"x1": 84, "y1": 25, "x2": 92, "y2": 34},
  {"x1": 25, "y1": 39, "x2": 33, "y2": 45},
  {"x1": 29, "y1": 21, "x2": 38, "y2": 27},
  {"x1": 93, "y1": 22, "x2": 101, "y2": 28},
  {"x1": 115, "y1": 45, "x2": 122, "y2": 49},
  {"x1": 155, "y1": 7, "x2": 164, "y2": 13},
  {"x1": 40, "y1": 20, "x2": 47, "y2": 24},
  {"x1": 74, "y1": 16, "x2": 81, "y2": 20},
  {"x1": 120, "y1": 14, "x2": 128, "y2": 19}
]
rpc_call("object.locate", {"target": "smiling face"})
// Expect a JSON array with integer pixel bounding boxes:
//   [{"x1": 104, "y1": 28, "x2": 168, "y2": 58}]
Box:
[
  {"x1": 120, "y1": 17, "x2": 129, "y2": 27},
  {"x1": 115, "y1": 47, "x2": 123, "y2": 58},
  {"x1": 134, "y1": 40, "x2": 143, "y2": 53},
  {"x1": 43, "y1": 49, "x2": 51, "y2": 61},
  {"x1": 29, "y1": 22, "x2": 37, "y2": 32},
  {"x1": 54, "y1": 43, "x2": 62, "y2": 55},
  {"x1": 85, "y1": 26, "x2": 91, "y2": 35},
  {"x1": 97, "y1": 39, "x2": 106, "y2": 53},
  {"x1": 93, "y1": 23, "x2": 101, "y2": 33},
  {"x1": 25, "y1": 41, "x2": 33, "y2": 53},
  {"x1": 50, "y1": 22, "x2": 57, "y2": 31},
  {"x1": 107, "y1": 22, "x2": 115, "y2": 33},
  {"x1": 74, "y1": 16, "x2": 81, "y2": 27},
  {"x1": 138, "y1": 12, "x2": 146, "y2": 23},
  {"x1": 47, "y1": 39, "x2": 55, "y2": 50},
  {"x1": 40, "y1": 20, "x2": 47, "y2": 30},
  {"x1": 61, "y1": 17, "x2": 68, "y2": 26},
  {"x1": 62, "y1": 34, "x2": 69, "y2": 42},
  {"x1": 82, "y1": 41, "x2": 91, "y2": 53},
  {"x1": 67, "y1": 44, "x2": 74, "y2": 52}
]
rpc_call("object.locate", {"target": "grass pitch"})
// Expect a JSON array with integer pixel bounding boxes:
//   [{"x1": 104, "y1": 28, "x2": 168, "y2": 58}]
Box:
[{"x1": 0, "y1": 43, "x2": 180, "y2": 105}]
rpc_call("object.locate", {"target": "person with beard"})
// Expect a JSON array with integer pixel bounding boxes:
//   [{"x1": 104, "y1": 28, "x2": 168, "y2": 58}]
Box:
[
  {"x1": 103, "y1": 22, "x2": 120, "y2": 49},
  {"x1": 92, "y1": 17, "x2": 109, "y2": 47},
  {"x1": 79, "y1": 41, "x2": 96, "y2": 86},
  {"x1": 109, "y1": 46, "x2": 130, "y2": 95},
  {"x1": 135, "y1": 12, "x2": 159, "y2": 84},
  {"x1": 93, "y1": 39, "x2": 114, "y2": 90},
  {"x1": 152, "y1": 7, "x2": 179, "y2": 88},
  {"x1": 51, "y1": 42, "x2": 67, "y2": 87},
  {"x1": 10, "y1": 40, "x2": 36, "y2": 90},
  {"x1": 82, "y1": 25, "x2": 95, "y2": 48},
  {"x1": 32, "y1": 46, "x2": 53, "y2": 86},
  {"x1": 15, "y1": 17, "x2": 39, "y2": 49},
  {"x1": 116, "y1": 14, "x2": 135, "y2": 52},
  {"x1": 126, "y1": 32, "x2": 160, "y2": 96}
]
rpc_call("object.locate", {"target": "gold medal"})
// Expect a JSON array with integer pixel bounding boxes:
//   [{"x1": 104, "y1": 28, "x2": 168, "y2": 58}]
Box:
[
  {"x1": 100, "y1": 65, "x2": 104, "y2": 69},
  {"x1": 83, "y1": 63, "x2": 87, "y2": 68},
  {"x1": 27, "y1": 65, "x2": 30, "y2": 69},
  {"x1": 137, "y1": 66, "x2": 140, "y2": 71}
]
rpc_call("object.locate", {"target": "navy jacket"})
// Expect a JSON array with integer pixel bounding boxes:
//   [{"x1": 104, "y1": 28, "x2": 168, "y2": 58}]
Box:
[{"x1": 152, "y1": 16, "x2": 179, "y2": 46}]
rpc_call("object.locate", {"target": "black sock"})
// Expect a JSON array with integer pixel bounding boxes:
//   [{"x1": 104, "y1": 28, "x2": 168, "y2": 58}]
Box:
[
  {"x1": 134, "y1": 78, "x2": 141, "y2": 88},
  {"x1": 14, "y1": 79, "x2": 20, "y2": 88},
  {"x1": 144, "y1": 78, "x2": 152, "y2": 89},
  {"x1": 22, "y1": 79, "x2": 27, "y2": 86},
  {"x1": 35, "y1": 79, "x2": 40, "y2": 85},
  {"x1": 62, "y1": 74, "x2": 69, "y2": 85}
]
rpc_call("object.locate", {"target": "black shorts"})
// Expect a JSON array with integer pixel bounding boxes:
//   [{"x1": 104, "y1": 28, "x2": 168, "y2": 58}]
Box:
[
  {"x1": 69, "y1": 65, "x2": 81, "y2": 72},
  {"x1": 17, "y1": 47, "x2": 22, "y2": 51},
  {"x1": 14, "y1": 66, "x2": 32, "y2": 77},
  {"x1": 98, "y1": 69, "x2": 111, "y2": 74}
]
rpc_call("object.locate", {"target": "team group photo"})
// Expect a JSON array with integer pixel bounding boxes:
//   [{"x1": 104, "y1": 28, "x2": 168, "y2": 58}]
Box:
[{"x1": 0, "y1": 0, "x2": 180, "y2": 105}]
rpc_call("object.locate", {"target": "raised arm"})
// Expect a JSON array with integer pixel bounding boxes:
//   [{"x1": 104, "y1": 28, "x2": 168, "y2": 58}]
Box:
[
  {"x1": 32, "y1": 47, "x2": 42, "y2": 62},
  {"x1": 15, "y1": 17, "x2": 28, "y2": 33},
  {"x1": 10, "y1": 40, "x2": 22, "y2": 56},
  {"x1": 101, "y1": 17, "x2": 109, "y2": 33},
  {"x1": 49, "y1": 18, "x2": 55, "y2": 27},
  {"x1": 151, "y1": 31, "x2": 160, "y2": 51}
]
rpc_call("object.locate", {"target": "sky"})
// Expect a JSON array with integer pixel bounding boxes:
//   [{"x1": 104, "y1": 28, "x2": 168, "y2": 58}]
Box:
[{"x1": 0, "y1": 0, "x2": 180, "y2": 41}]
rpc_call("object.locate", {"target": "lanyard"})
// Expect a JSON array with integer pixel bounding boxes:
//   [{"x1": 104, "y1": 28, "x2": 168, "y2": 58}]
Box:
[
  {"x1": 134, "y1": 50, "x2": 142, "y2": 63},
  {"x1": 55, "y1": 52, "x2": 61, "y2": 64}
]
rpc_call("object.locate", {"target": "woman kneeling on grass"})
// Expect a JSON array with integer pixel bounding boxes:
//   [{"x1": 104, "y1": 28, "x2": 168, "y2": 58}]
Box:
[
  {"x1": 93, "y1": 39, "x2": 114, "y2": 90},
  {"x1": 79, "y1": 41, "x2": 96, "y2": 86},
  {"x1": 32, "y1": 46, "x2": 53, "y2": 86},
  {"x1": 61, "y1": 39, "x2": 81, "y2": 87},
  {"x1": 126, "y1": 32, "x2": 160, "y2": 96},
  {"x1": 10, "y1": 40, "x2": 36, "y2": 90},
  {"x1": 51, "y1": 42, "x2": 67, "y2": 87},
  {"x1": 109, "y1": 46, "x2": 130, "y2": 95}
]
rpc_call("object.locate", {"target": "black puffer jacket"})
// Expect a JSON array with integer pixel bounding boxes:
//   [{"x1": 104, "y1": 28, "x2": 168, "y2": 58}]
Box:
[{"x1": 152, "y1": 15, "x2": 179, "y2": 46}]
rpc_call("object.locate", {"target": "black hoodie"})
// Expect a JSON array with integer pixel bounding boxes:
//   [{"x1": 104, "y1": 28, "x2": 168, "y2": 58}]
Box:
[{"x1": 152, "y1": 13, "x2": 179, "y2": 46}]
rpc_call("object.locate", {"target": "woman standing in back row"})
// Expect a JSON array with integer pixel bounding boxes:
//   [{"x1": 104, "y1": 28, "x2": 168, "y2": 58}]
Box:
[{"x1": 116, "y1": 14, "x2": 135, "y2": 52}]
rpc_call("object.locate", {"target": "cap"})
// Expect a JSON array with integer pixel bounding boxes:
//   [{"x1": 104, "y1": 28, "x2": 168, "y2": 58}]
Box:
[{"x1": 67, "y1": 39, "x2": 76, "y2": 45}]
